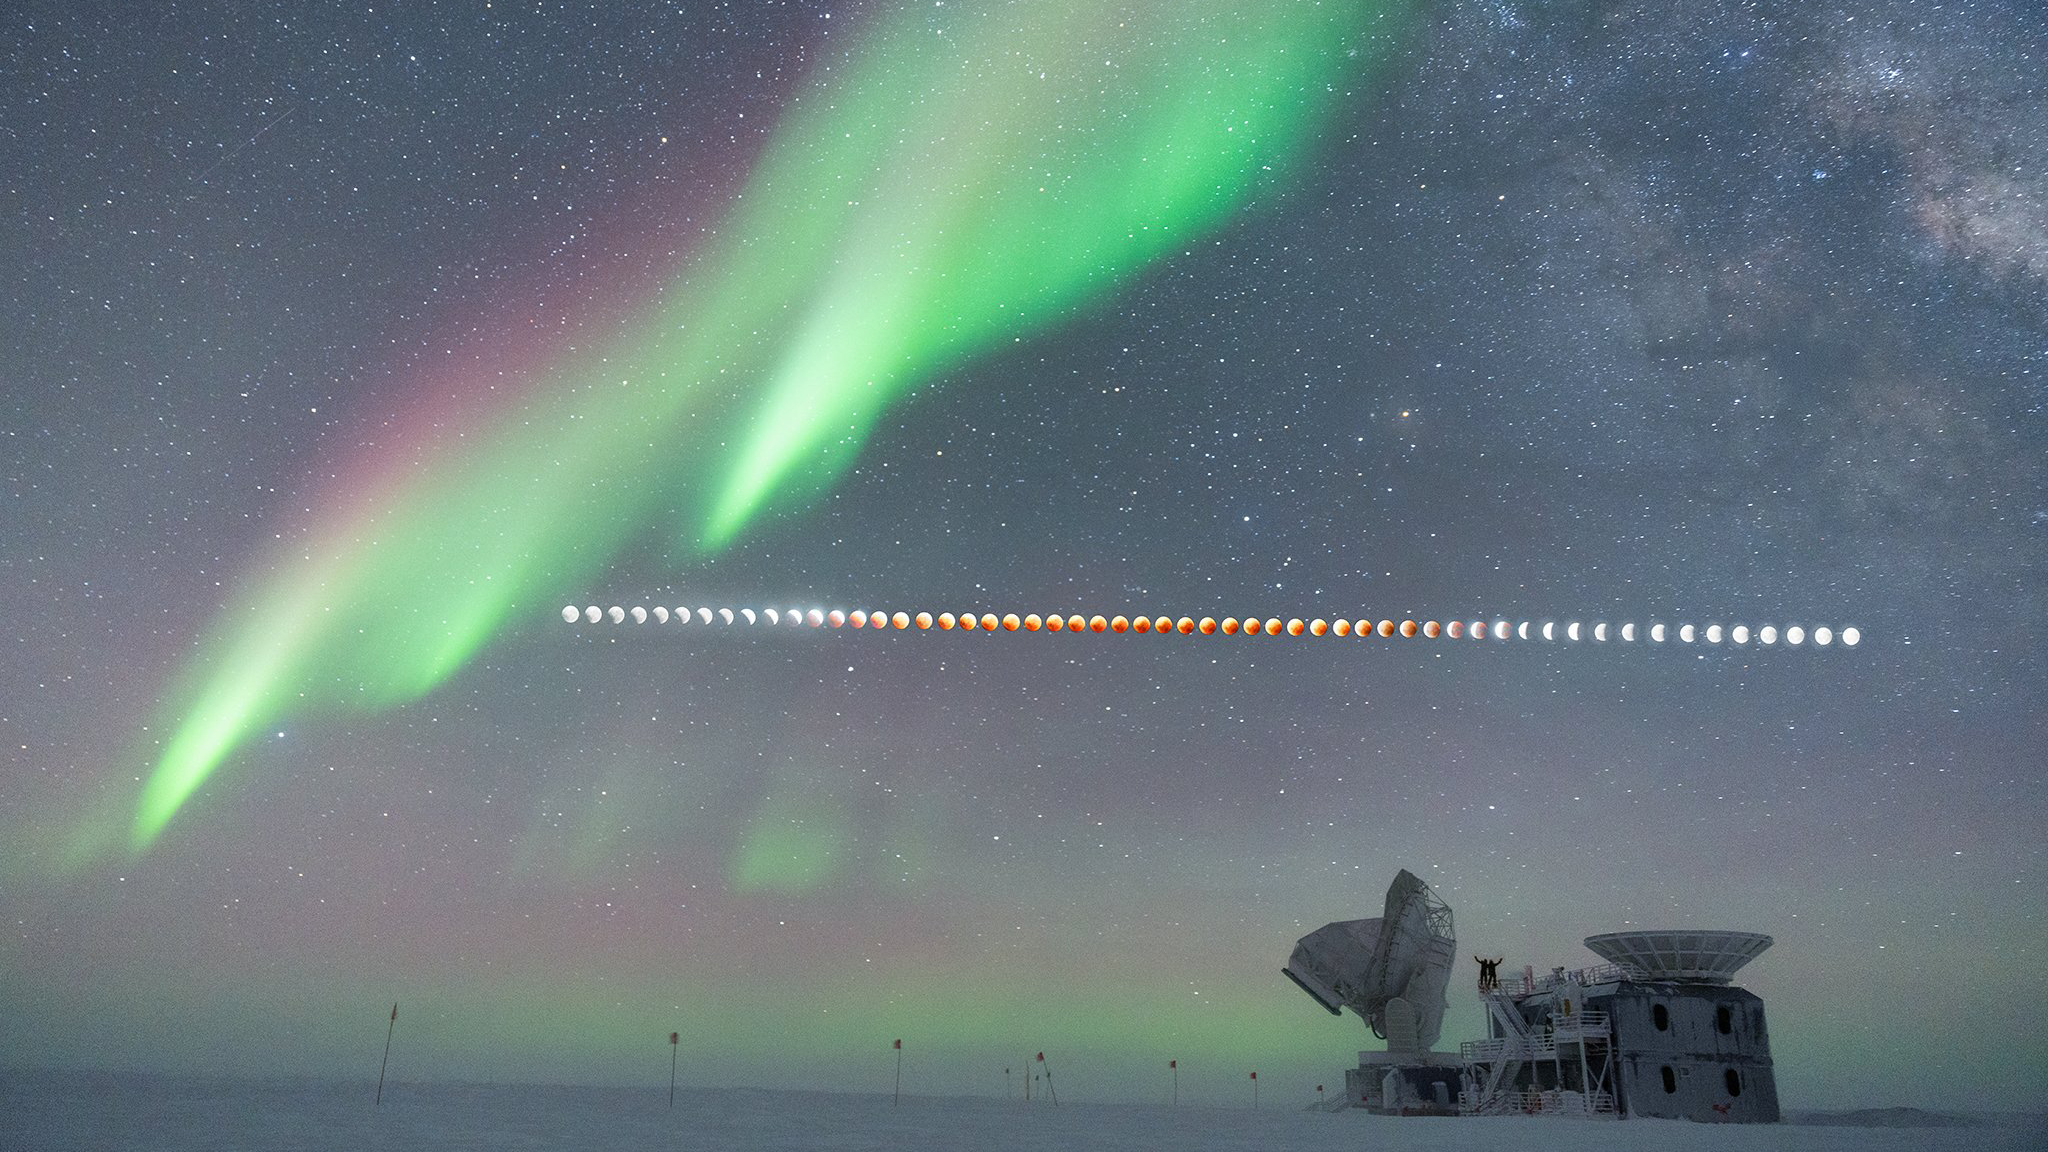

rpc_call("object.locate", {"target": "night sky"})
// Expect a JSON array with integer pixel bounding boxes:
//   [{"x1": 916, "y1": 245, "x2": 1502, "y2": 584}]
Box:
[{"x1": 4, "y1": 0, "x2": 2043, "y2": 1112}]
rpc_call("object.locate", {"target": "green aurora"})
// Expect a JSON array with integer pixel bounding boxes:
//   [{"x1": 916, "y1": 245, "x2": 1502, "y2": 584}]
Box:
[{"x1": 128, "y1": 0, "x2": 1414, "y2": 850}]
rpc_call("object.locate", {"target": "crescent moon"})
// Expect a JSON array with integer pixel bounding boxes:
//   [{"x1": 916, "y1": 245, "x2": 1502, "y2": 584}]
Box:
[
  {"x1": 1567, "y1": 621, "x2": 1581, "y2": 641},
  {"x1": 1541, "y1": 621, "x2": 1555, "y2": 641},
  {"x1": 1593, "y1": 622, "x2": 1607, "y2": 642},
  {"x1": 1679, "y1": 624, "x2": 1696, "y2": 643},
  {"x1": 1621, "y1": 622, "x2": 1635, "y2": 642},
  {"x1": 698, "y1": 607, "x2": 713, "y2": 624},
  {"x1": 1650, "y1": 623, "x2": 1665, "y2": 642}
]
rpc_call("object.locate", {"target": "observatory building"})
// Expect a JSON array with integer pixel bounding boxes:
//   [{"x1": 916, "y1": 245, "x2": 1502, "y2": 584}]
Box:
[
  {"x1": 1286, "y1": 875, "x2": 1780, "y2": 1122},
  {"x1": 1462, "y1": 930, "x2": 1780, "y2": 1122}
]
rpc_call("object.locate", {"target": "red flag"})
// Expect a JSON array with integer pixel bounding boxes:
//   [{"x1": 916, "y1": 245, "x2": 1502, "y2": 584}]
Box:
[
  {"x1": 893, "y1": 1039, "x2": 902, "y2": 1049},
  {"x1": 670, "y1": 1032, "x2": 679, "y2": 1045},
  {"x1": 1036, "y1": 1052, "x2": 1044, "y2": 1062},
  {"x1": 1169, "y1": 1060, "x2": 1176, "y2": 1069},
  {"x1": 1249, "y1": 1071, "x2": 1257, "y2": 1080}
]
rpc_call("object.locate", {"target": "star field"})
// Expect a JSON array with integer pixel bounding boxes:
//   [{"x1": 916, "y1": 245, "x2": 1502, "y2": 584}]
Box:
[{"x1": 2, "y1": 0, "x2": 2043, "y2": 1111}]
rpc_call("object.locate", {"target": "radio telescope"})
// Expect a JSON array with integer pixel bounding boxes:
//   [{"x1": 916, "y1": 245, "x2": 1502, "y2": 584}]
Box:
[
  {"x1": 1283, "y1": 869, "x2": 1457, "y2": 1052},
  {"x1": 1582, "y1": 929, "x2": 1773, "y2": 984}
]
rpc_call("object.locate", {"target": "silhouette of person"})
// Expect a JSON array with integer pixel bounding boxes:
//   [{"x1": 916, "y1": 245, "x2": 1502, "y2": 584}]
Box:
[{"x1": 1474, "y1": 956, "x2": 1503, "y2": 991}]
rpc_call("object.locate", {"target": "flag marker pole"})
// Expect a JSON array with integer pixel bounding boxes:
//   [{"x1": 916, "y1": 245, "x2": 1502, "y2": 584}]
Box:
[
  {"x1": 893, "y1": 1039, "x2": 903, "y2": 1105},
  {"x1": 375, "y1": 1003, "x2": 397, "y2": 1106},
  {"x1": 1170, "y1": 1059, "x2": 1178, "y2": 1106},
  {"x1": 669, "y1": 1032, "x2": 679, "y2": 1110}
]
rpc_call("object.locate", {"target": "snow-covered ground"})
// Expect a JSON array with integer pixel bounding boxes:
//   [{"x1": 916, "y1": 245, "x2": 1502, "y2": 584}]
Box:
[{"x1": 3, "y1": 1070, "x2": 2038, "y2": 1152}]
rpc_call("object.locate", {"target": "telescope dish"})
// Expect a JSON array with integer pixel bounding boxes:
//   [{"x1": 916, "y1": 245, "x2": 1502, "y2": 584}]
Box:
[
  {"x1": 1582, "y1": 930, "x2": 1773, "y2": 984},
  {"x1": 1283, "y1": 870, "x2": 1456, "y2": 1051}
]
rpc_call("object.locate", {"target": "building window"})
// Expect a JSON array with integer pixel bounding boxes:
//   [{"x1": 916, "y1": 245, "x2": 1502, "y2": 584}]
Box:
[
  {"x1": 1724, "y1": 1068, "x2": 1742, "y2": 1097},
  {"x1": 1717, "y1": 1005, "x2": 1733, "y2": 1035},
  {"x1": 1653, "y1": 1003, "x2": 1669, "y2": 1031},
  {"x1": 1661, "y1": 1066, "x2": 1677, "y2": 1094}
]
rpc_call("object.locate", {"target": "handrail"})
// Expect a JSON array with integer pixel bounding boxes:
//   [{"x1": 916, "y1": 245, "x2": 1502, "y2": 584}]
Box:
[
  {"x1": 1461, "y1": 1011, "x2": 1609, "y2": 1060},
  {"x1": 1479, "y1": 962, "x2": 1646, "y2": 998}
]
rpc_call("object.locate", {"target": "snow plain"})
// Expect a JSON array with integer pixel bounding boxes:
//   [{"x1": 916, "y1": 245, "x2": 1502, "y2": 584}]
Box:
[{"x1": 3, "y1": 1069, "x2": 2038, "y2": 1152}]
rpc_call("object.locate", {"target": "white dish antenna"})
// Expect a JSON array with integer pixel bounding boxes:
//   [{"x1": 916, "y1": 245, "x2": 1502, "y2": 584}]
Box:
[
  {"x1": 1582, "y1": 930, "x2": 1773, "y2": 984},
  {"x1": 1283, "y1": 870, "x2": 1456, "y2": 1051}
]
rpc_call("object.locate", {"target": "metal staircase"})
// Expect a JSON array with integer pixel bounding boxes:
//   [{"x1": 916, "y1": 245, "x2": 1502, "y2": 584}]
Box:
[{"x1": 1459, "y1": 991, "x2": 1617, "y2": 1118}]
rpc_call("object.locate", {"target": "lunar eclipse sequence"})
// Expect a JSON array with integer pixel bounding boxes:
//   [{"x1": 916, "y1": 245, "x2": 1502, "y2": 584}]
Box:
[{"x1": 566, "y1": 604, "x2": 1863, "y2": 649}]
